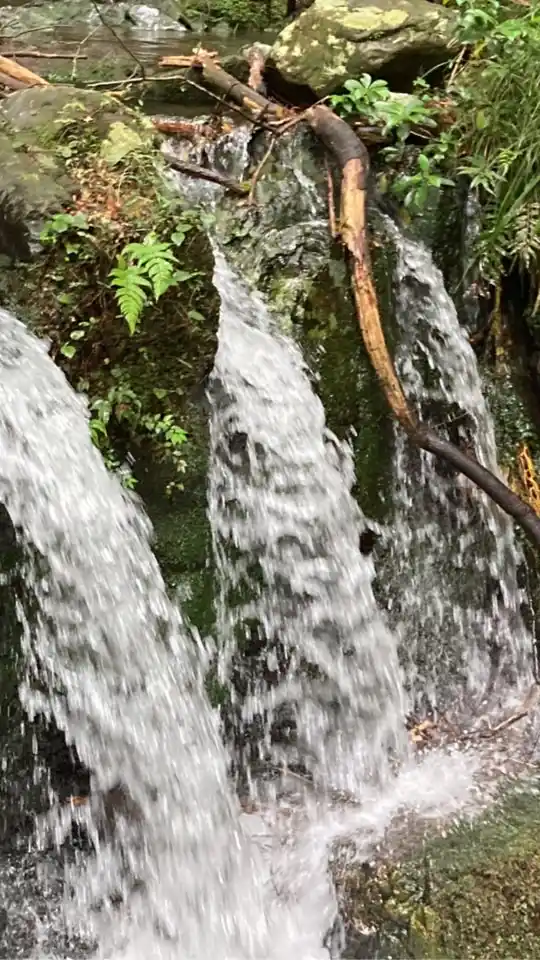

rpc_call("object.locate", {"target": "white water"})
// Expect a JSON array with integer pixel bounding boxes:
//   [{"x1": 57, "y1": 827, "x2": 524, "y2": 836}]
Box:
[
  {"x1": 384, "y1": 223, "x2": 533, "y2": 713},
  {"x1": 0, "y1": 307, "x2": 269, "y2": 958},
  {"x1": 208, "y1": 251, "x2": 406, "y2": 797}
]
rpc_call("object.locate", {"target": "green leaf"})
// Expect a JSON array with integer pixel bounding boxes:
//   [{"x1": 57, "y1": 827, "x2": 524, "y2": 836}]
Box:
[
  {"x1": 60, "y1": 343, "x2": 76, "y2": 359},
  {"x1": 418, "y1": 153, "x2": 431, "y2": 174},
  {"x1": 100, "y1": 121, "x2": 144, "y2": 166}
]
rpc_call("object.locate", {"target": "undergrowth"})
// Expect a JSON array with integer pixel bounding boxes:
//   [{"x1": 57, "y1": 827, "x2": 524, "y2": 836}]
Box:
[{"x1": 22, "y1": 99, "x2": 217, "y2": 489}]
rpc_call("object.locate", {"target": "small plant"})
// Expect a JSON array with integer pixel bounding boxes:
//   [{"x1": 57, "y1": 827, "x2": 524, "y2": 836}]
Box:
[
  {"x1": 109, "y1": 233, "x2": 199, "y2": 334},
  {"x1": 330, "y1": 74, "x2": 437, "y2": 145},
  {"x1": 391, "y1": 152, "x2": 454, "y2": 212}
]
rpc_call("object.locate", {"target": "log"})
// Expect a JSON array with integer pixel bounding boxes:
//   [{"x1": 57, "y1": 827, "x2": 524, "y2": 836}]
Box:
[
  {"x1": 306, "y1": 104, "x2": 540, "y2": 548},
  {"x1": 0, "y1": 54, "x2": 48, "y2": 87},
  {"x1": 178, "y1": 62, "x2": 540, "y2": 549},
  {"x1": 162, "y1": 154, "x2": 249, "y2": 196}
]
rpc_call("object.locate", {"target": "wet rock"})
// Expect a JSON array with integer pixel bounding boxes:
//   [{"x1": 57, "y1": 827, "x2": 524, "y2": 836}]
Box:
[
  {"x1": 0, "y1": 86, "x2": 151, "y2": 259},
  {"x1": 0, "y1": 0, "x2": 188, "y2": 36},
  {"x1": 268, "y1": 0, "x2": 456, "y2": 97}
]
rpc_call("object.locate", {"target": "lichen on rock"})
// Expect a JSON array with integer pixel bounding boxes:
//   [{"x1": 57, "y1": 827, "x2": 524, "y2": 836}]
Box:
[{"x1": 269, "y1": 0, "x2": 456, "y2": 97}]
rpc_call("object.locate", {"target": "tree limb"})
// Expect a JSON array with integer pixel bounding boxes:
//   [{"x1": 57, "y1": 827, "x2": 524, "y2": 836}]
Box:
[
  {"x1": 0, "y1": 54, "x2": 48, "y2": 86},
  {"x1": 171, "y1": 63, "x2": 540, "y2": 550},
  {"x1": 162, "y1": 153, "x2": 249, "y2": 196}
]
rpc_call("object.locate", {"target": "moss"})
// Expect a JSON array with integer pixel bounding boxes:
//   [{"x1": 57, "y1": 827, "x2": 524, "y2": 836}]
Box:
[
  {"x1": 0, "y1": 85, "x2": 218, "y2": 490},
  {"x1": 336, "y1": 780, "x2": 540, "y2": 959}
]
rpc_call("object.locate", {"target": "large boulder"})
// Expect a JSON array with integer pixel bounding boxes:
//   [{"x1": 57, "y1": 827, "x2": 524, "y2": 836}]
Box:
[{"x1": 268, "y1": 0, "x2": 456, "y2": 97}]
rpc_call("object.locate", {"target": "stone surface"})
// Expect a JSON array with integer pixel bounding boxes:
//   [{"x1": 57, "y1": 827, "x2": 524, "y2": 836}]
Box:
[
  {"x1": 0, "y1": 86, "x2": 147, "y2": 257},
  {"x1": 268, "y1": 0, "x2": 456, "y2": 96},
  {"x1": 0, "y1": 1, "x2": 188, "y2": 35}
]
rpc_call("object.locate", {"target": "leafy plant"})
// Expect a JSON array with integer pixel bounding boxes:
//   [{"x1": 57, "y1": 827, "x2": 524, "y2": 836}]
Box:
[
  {"x1": 109, "y1": 233, "x2": 199, "y2": 334},
  {"x1": 330, "y1": 74, "x2": 437, "y2": 145},
  {"x1": 391, "y1": 152, "x2": 454, "y2": 212}
]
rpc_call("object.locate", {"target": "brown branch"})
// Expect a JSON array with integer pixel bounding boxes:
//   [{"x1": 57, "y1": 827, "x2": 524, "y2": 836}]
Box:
[
  {"x1": 305, "y1": 103, "x2": 540, "y2": 549},
  {"x1": 0, "y1": 54, "x2": 48, "y2": 86},
  {"x1": 248, "y1": 137, "x2": 275, "y2": 204},
  {"x1": 170, "y1": 59, "x2": 540, "y2": 551},
  {"x1": 151, "y1": 117, "x2": 214, "y2": 139},
  {"x1": 247, "y1": 46, "x2": 266, "y2": 93},
  {"x1": 162, "y1": 153, "x2": 248, "y2": 196},
  {"x1": 0, "y1": 49, "x2": 88, "y2": 59}
]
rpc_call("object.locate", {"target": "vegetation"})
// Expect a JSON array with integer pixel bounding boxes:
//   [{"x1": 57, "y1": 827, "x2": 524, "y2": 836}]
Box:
[
  {"x1": 184, "y1": 0, "x2": 286, "y2": 29},
  {"x1": 3, "y1": 95, "x2": 217, "y2": 490}
]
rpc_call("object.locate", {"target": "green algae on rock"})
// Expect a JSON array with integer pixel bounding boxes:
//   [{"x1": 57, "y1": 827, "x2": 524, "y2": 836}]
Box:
[{"x1": 268, "y1": 0, "x2": 456, "y2": 97}]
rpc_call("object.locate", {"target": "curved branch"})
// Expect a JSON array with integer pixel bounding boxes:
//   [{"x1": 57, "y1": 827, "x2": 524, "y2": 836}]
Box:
[{"x1": 306, "y1": 104, "x2": 540, "y2": 548}]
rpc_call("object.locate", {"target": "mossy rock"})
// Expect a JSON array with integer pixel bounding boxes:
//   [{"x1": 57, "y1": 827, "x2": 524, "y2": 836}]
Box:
[
  {"x1": 0, "y1": 85, "x2": 153, "y2": 256},
  {"x1": 336, "y1": 780, "x2": 540, "y2": 959},
  {"x1": 268, "y1": 0, "x2": 457, "y2": 97}
]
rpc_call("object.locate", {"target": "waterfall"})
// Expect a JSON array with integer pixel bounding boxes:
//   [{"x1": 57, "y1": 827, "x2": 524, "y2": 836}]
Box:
[
  {"x1": 208, "y1": 250, "x2": 406, "y2": 798},
  {"x1": 0, "y1": 307, "x2": 268, "y2": 958},
  {"x1": 383, "y1": 222, "x2": 533, "y2": 713}
]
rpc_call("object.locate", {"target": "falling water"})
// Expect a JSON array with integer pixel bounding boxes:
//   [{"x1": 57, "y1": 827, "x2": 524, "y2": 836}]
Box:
[
  {"x1": 383, "y1": 222, "x2": 532, "y2": 713},
  {"x1": 208, "y1": 250, "x2": 406, "y2": 797},
  {"x1": 0, "y1": 306, "x2": 269, "y2": 958}
]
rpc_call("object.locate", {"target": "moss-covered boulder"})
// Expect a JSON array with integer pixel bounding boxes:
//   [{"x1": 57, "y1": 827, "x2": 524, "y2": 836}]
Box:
[
  {"x1": 268, "y1": 0, "x2": 456, "y2": 97},
  {"x1": 0, "y1": 83, "x2": 218, "y2": 492}
]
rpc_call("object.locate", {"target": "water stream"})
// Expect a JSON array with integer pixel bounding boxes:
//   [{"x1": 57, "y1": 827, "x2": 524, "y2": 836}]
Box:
[
  {"x1": 0, "y1": 122, "x2": 535, "y2": 958},
  {"x1": 383, "y1": 221, "x2": 533, "y2": 714}
]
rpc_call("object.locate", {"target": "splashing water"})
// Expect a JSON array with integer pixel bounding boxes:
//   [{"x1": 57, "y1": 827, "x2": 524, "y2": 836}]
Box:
[
  {"x1": 208, "y1": 250, "x2": 406, "y2": 797},
  {"x1": 0, "y1": 307, "x2": 270, "y2": 958},
  {"x1": 383, "y1": 222, "x2": 532, "y2": 713}
]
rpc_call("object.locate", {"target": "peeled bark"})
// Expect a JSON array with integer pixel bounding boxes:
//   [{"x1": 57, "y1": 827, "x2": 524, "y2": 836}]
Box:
[
  {"x1": 175, "y1": 63, "x2": 540, "y2": 549},
  {"x1": 0, "y1": 55, "x2": 48, "y2": 87}
]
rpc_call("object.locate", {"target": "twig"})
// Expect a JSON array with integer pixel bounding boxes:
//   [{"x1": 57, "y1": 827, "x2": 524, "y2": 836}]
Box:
[
  {"x1": 71, "y1": 24, "x2": 100, "y2": 81},
  {"x1": 248, "y1": 137, "x2": 275, "y2": 204},
  {"x1": 162, "y1": 153, "x2": 249, "y2": 196},
  {"x1": 326, "y1": 160, "x2": 339, "y2": 240},
  {"x1": 0, "y1": 49, "x2": 88, "y2": 59},
  {"x1": 471, "y1": 710, "x2": 529, "y2": 740},
  {"x1": 89, "y1": 0, "x2": 146, "y2": 79}
]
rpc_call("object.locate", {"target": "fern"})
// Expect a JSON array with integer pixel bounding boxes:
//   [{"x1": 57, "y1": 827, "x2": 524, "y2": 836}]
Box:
[
  {"x1": 123, "y1": 237, "x2": 178, "y2": 299},
  {"x1": 509, "y1": 201, "x2": 540, "y2": 271},
  {"x1": 109, "y1": 236, "x2": 178, "y2": 333},
  {"x1": 109, "y1": 258, "x2": 151, "y2": 334}
]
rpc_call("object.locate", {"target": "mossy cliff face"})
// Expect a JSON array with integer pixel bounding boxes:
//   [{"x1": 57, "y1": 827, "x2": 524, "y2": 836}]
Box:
[
  {"x1": 269, "y1": 0, "x2": 456, "y2": 97},
  {"x1": 0, "y1": 85, "x2": 218, "y2": 488},
  {"x1": 335, "y1": 780, "x2": 540, "y2": 959}
]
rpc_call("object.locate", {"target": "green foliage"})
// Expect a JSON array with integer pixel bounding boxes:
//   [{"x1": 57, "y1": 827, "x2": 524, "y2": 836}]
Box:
[
  {"x1": 447, "y1": 0, "x2": 540, "y2": 288},
  {"x1": 109, "y1": 234, "x2": 199, "y2": 334},
  {"x1": 185, "y1": 0, "x2": 284, "y2": 29},
  {"x1": 391, "y1": 151, "x2": 455, "y2": 213},
  {"x1": 34, "y1": 128, "x2": 215, "y2": 490},
  {"x1": 330, "y1": 75, "x2": 437, "y2": 143}
]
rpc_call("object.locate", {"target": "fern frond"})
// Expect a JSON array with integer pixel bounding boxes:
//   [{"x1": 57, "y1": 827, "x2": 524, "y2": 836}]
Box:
[{"x1": 109, "y1": 264, "x2": 151, "y2": 334}]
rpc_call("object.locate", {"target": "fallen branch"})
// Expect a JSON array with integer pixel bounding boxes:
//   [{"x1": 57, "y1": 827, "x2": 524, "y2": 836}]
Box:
[
  {"x1": 179, "y1": 62, "x2": 540, "y2": 550},
  {"x1": 0, "y1": 49, "x2": 88, "y2": 59},
  {"x1": 162, "y1": 153, "x2": 249, "y2": 196},
  {"x1": 305, "y1": 103, "x2": 540, "y2": 549},
  {"x1": 151, "y1": 117, "x2": 215, "y2": 139},
  {"x1": 0, "y1": 54, "x2": 48, "y2": 86},
  {"x1": 248, "y1": 137, "x2": 275, "y2": 204},
  {"x1": 247, "y1": 46, "x2": 266, "y2": 94}
]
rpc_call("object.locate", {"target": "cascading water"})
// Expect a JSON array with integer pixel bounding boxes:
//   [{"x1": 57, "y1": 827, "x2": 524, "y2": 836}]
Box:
[
  {"x1": 383, "y1": 221, "x2": 533, "y2": 714},
  {"x1": 208, "y1": 250, "x2": 406, "y2": 798},
  {"x1": 0, "y1": 306, "x2": 269, "y2": 958}
]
